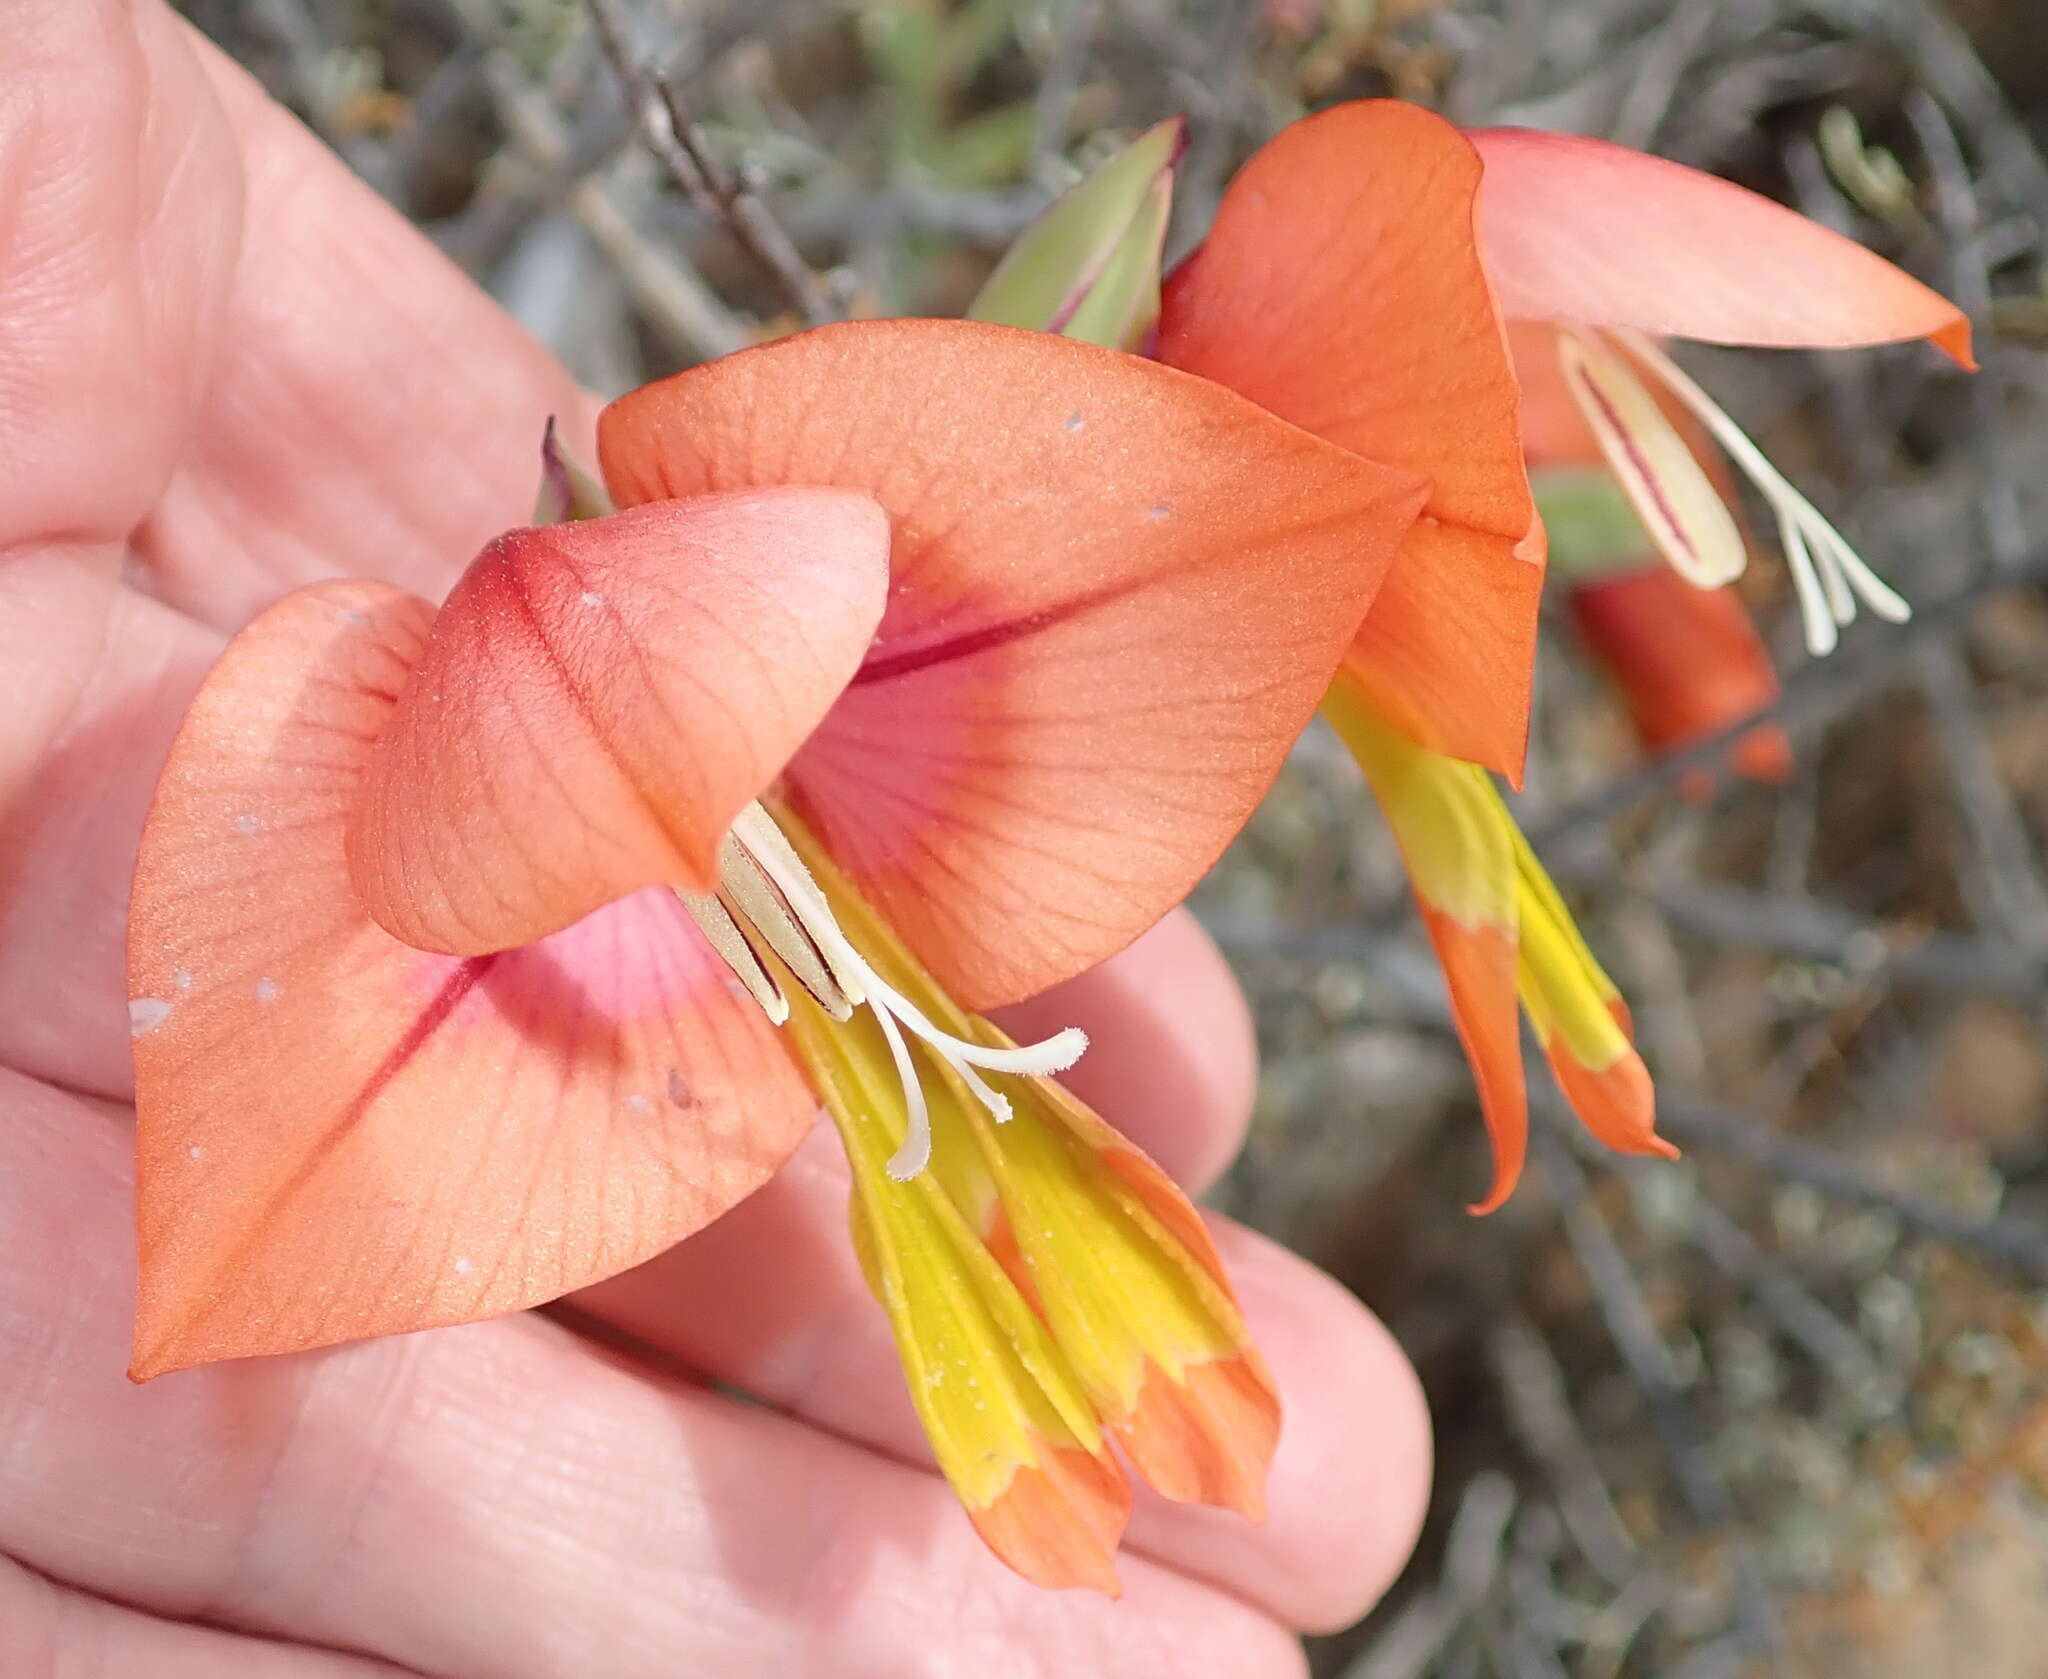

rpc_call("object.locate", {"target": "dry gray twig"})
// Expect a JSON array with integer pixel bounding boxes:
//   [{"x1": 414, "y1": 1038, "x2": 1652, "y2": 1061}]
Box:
[{"x1": 583, "y1": 0, "x2": 835, "y2": 325}]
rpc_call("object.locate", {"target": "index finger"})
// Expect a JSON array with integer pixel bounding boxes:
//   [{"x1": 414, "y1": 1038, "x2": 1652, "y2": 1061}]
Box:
[{"x1": 145, "y1": 11, "x2": 599, "y2": 628}]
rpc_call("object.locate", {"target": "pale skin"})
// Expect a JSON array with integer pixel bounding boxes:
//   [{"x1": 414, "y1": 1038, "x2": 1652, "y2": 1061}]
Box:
[{"x1": 0, "y1": 3, "x2": 1432, "y2": 1673}]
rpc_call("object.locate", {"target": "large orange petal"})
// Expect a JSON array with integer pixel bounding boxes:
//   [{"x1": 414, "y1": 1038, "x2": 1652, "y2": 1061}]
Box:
[
  {"x1": 130, "y1": 582, "x2": 814, "y2": 1378},
  {"x1": 599, "y1": 318, "x2": 1428, "y2": 1009},
  {"x1": 1469, "y1": 128, "x2": 1974, "y2": 366},
  {"x1": 348, "y1": 490, "x2": 889, "y2": 955},
  {"x1": 1158, "y1": 101, "x2": 1544, "y2": 779}
]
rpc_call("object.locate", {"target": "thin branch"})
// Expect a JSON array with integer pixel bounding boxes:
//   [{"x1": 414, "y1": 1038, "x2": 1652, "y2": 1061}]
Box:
[
  {"x1": 481, "y1": 48, "x2": 749, "y2": 360},
  {"x1": 1487, "y1": 1314, "x2": 1641, "y2": 1585},
  {"x1": 1028, "y1": 0, "x2": 1105, "y2": 174},
  {"x1": 583, "y1": 0, "x2": 835, "y2": 326},
  {"x1": 1341, "y1": 1474, "x2": 1518, "y2": 1679},
  {"x1": 1681, "y1": 1191, "x2": 1897, "y2": 1411},
  {"x1": 1656, "y1": 1093, "x2": 2048, "y2": 1282},
  {"x1": 1624, "y1": 878, "x2": 2044, "y2": 1003},
  {"x1": 1529, "y1": 1117, "x2": 1778, "y2": 1659}
]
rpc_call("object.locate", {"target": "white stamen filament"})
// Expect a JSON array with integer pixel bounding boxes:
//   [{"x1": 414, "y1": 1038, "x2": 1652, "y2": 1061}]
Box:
[
  {"x1": 720, "y1": 806, "x2": 1087, "y2": 1180},
  {"x1": 1608, "y1": 328, "x2": 1912, "y2": 657}
]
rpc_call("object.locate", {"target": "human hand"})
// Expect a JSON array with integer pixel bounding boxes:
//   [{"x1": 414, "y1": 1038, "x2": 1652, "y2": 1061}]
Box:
[{"x1": 0, "y1": 5, "x2": 1429, "y2": 1673}]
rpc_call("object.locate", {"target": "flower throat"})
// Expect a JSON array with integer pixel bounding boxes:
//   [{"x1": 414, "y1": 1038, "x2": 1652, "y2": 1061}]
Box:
[{"x1": 677, "y1": 803, "x2": 1087, "y2": 1179}]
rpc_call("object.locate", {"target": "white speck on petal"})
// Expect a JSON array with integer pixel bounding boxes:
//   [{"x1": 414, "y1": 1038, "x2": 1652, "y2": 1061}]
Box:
[
  {"x1": 173, "y1": 969, "x2": 193, "y2": 990},
  {"x1": 129, "y1": 998, "x2": 173, "y2": 1036},
  {"x1": 1062, "y1": 412, "x2": 1085, "y2": 434},
  {"x1": 254, "y1": 978, "x2": 280, "y2": 1002},
  {"x1": 1146, "y1": 504, "x2": 1171, "y2": 521},
  {"x1": 187, "y1": 1144, "x2": 206, "y2": 1161},
  {"x1": 233, "y1": 813, "x2": 261, "y2": 835},
  {"x1": 453, "y1": 1257, "x2": 474, "y2": 1276},
  {"x1": 580, "y1": 590, "x2": 603, "y2": 607},
  {"x1": 625, "y1": 1092, "x2": 652, "y2": 1115}
]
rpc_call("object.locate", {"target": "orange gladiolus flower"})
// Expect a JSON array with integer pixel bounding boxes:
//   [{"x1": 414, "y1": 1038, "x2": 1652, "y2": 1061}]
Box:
[
  {"x1": 1160, "y1": 100, "x2": 1971, "y2": 773},
  {"x1": 1155, "y1": 98, "x2": 1966, "y2": 1201},
  {"x1": 128, "y1": 319, "x2": 1427, "y2": 1592}
]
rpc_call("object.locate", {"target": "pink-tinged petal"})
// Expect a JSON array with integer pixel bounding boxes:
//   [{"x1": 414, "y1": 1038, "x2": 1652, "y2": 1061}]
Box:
[
  {"x1": 347, "y1": 491, "x2": 889, "y2": 956},
  {"x1": 1469, "y1": 128, "x2": 1974, "y2": 366},
  {"x1": 600, "y1": 319, "x2": 1428, "y2": 1009},
  {"x1": 129, "y1": 582, "x2": 814, "y2": 1378},
  {"x1": 1160, "y1": 101, "x2": 1544, "y2": 779}
]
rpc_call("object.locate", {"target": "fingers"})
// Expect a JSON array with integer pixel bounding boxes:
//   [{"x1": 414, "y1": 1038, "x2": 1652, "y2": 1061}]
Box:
[
  {"x1": 141, "y1": 18, "x2": 600, "y2": 629},
  {"x1": 0, "y1": 1555, "x2": 420, "y2": 1679},
  {"x1": 3, "y1": 0, "x2": 594, "y2": 623},
  {"x1": 0, "y1": 1068, "x2": 1309, "y2": 1679},
  {"x1": 571, "y1": 1136, "x2": 1433, "y2": 1632},
  {"x1": 0, "y1": 551, "x2": 220, "y2": 1095},
  {"x1": 990, "y1": 908, "x2": 1257, "y2": 1194},
  {"x1": 0, "y1": 0, "x2": 238, "y2": 555}
]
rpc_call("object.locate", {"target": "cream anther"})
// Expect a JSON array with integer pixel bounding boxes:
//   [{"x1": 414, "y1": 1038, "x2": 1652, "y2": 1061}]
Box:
[{"x1": 688, "y1": 804, "x2": 1088, "y2": 1180}]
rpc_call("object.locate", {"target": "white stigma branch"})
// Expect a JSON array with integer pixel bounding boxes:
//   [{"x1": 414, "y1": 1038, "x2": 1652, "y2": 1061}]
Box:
[{"x1": 682, "y1": 805, "x2": 1087, "y2": 1180}]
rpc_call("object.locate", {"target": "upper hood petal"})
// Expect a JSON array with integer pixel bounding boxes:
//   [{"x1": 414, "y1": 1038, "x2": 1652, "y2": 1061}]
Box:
[
  {"x1": 1469, "y1": 127, "x2": 1973, "y2": 365},
  {"x1": 1159, "y1": 101, "x2": 1544, "y2": 779},
  {"x1": 348, "y1": 489, "x2": 890, "y2": 956},
  {"x1": 600, "y1": 318, "x2": 1428, "y2": 1009}
]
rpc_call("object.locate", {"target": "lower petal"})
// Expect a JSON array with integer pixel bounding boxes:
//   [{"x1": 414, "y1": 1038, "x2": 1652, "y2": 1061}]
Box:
[
  {"x1": 796, "y1": 988, "x2": 1134, "y2": 1594},
  {"x1": 1419, "y1": 909, "x2": 1528, "y2": 1214},
  {"x1": 1544, "y1": 1007, "x2": 1669, "y2": 1160},
  {"x1": 781, "y1": 819, "x2": 1278, "y2": 1537},
  {"x1": 1510, "y1": 834, "x2": 1673, "y2": 1162},
  {"x1": 1005, "y1": 1085, "x2": 1281, "y2": 1521},
  {"x1": 967, "y1": 1446, "x2": 1133, "y2": 1597},
  {"x1": 130, "y1": 582, "x2": 815, "y2": 1378}
]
